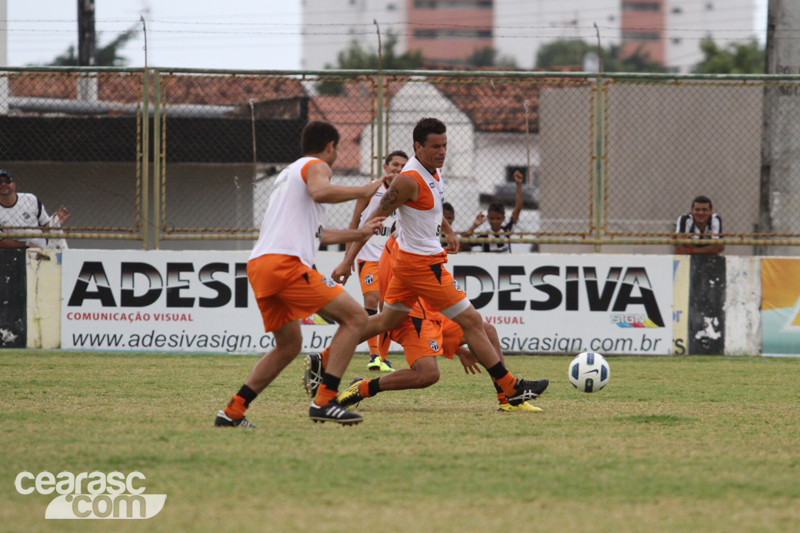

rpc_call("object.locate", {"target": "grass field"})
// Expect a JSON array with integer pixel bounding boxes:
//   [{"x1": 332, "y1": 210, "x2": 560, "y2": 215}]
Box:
[{"x1": 2, "y1": 351, "x2": 799, "y2": 533}]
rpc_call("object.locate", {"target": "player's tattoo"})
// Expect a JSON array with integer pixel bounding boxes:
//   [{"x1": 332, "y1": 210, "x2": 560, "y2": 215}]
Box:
[{"x1": 378, "y1": 185, "x2": 400, "y2": 213}]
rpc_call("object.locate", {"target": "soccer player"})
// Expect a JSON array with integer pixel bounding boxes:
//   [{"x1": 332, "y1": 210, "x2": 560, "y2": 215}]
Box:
[
  {"x1": 326, "y1": 117, "x2": 548, "y2": 406},
  {"x1": 308, "y1": 234, "x2": 543, "y2": 412},
  {"x1": 214, "y1": 120, "x2": 387, "y2": 428},
  {"x1": 342, "y1": 150, "x2": 409, "y2": 373}
]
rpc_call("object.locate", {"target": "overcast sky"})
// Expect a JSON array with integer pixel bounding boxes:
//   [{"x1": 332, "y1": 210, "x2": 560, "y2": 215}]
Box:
[
  {"x1": 5, "y1": 0, "x2": 767, "y2": 71},
  {"x1": 6, "y1": 0, "x2": 302, "y2": 70}
]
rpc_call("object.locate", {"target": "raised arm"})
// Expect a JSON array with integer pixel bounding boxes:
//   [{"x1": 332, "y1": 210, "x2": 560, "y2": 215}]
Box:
[
  {"x1": 511, "y1": 170, "x2": 524, "y2": 224},
  {"x1": 305, "y1": 163, "x2": 387, "y2": 204}
]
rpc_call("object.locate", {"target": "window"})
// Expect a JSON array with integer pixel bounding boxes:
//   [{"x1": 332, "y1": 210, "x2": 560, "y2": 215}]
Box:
[
  {"x1": 671, "y1": 38, "x2": 682, "y2": 44},
  {"x1": 622, "y1": 2, "x2": 660, "y2": 12},
  {"x1": 705, "y1": 2, "x2": 714, "y2": 10},
  {"x1": 386, "y1": 2, "x2": 397, "y2": 10},
  {"x1": 622, "y1": 31, "x2": 661, "y2": 41},
  {"x1": 413, "y1": 28, "x2": 492, "y2": 39},
  {"x1": 671, "y1": 7, "x2": 682, "y2": 14},
  {"x1": 414, "y1": 1, "x2": 493, "y2": 8}
]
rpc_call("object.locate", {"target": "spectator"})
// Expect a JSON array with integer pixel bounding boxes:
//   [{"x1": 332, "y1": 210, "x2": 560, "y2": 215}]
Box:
[
  {"x1": 443, "y1": 202, "x2": 455, "y2": 227},
  {"x1": 0, "y1": 170, "x2": 70, "y2": 250},
  {"x1": 465, "y1": 170, "x2": 525, "y2": 253},
  {"x1": 675, "y1": 195, "x2": 723, "y2": 255}
]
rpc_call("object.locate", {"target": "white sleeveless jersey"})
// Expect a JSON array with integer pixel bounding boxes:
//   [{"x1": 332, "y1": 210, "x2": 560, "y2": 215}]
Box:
[
  {"x1": 249, "y1": 157, "x2": 327, "y2": 267},
  {"x1": 356, "y1": 181, "x2": 396, "y2": 262},
  {"x1": 0, "y1": 192, "x2": 50, "y2": 248},
  {"x1": 396, "y1": 156, "x2": 445, "y2": 256}
]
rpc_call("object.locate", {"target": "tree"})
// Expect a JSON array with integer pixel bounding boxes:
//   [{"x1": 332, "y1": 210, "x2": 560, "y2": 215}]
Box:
[
  {"x1": 535, "y1": 40, "x2": 592, "y2": 70},
  {"x1": 692, "y1": 37, "x2": 764, "y2": 74},
  {"x1": 466, "y1": 46, "x2": 517, "y2": 68},
  {"x1": 46, "y1": 24, "x2": 140, "y2": 67},
  {"x1": 316, "y1": 35, "x2": 424, "y2": 95},
  {"x1": 334, "y1": 34, "x2": 424, "y2": 70},
  {"x1": 535, "y1": 39, "x2": 666, "y2": 73}
]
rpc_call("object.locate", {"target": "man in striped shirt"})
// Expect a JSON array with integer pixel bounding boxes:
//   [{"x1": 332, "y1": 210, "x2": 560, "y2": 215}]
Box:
[{"x1": 675, "y1": 195, "x2": 724, "y2": 255}]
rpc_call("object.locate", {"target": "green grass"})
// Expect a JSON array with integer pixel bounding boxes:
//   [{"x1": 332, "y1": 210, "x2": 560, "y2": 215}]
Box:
[{"x1": 1, "y1": 351, "x2": 799, "y2": 532}]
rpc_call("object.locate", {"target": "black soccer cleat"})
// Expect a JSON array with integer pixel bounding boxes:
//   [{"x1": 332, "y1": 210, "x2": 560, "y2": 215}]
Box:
[
  {"x1": 214, "y1": 410, "x2": 256, "y2": 428},
  {"x1": 303, "y1": 353, "x2": 324, "y2": 398},
  {"x1": 309, "y1": 400, "x2": 364, "y2": 426},
  {"x1": 506, "y1": 379, "x2": 550, "y2": 406}
]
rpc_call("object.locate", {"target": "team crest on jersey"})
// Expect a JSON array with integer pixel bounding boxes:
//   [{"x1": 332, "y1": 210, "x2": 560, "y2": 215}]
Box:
[
  {"x1": 428, "y1": 182, "x2": 435, "y2": 189},
  {"x1": 321, "y1": 276, "x2": 337, "y2": 288},
  {"x1": 364, "y1": 274, "x2": 374, "y2": 285},
  {"x1": 452, "y1": 280, "x2": 463, "y2": 292},
  {"x1": 429, "y1": 340, "x2": 439, "y2": 352},
  {"x1": 315, "y1": 225, "x2": 324, "y2": 238}
]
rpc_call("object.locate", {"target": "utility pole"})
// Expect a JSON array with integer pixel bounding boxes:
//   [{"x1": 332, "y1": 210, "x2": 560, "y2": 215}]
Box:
[
  {"x1": 77, "y1": 0, "x2": 97, "y2": 102},
  {"x1": 759, "y1": 0, "x2": 800, "y2": 256},
  {"x1": 757, "y1": 0, "x2": 776, "y2": 254},
  {"x1": 78, "y1": 0, "x2": 96, "y2": 66}
]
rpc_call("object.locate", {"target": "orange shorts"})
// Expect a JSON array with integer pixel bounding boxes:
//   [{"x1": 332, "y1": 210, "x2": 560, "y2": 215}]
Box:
[
  {"x1": 357, "y1": 260, "x2": 380, "y2": 294},
  {"x1": 247, "y1": 254, "x2": 343, "y2": 333},
  {"x1": 384, "y1": 248, "x2": 468, "y2": 317},
  {"x1": 390, "y1": 316, "x2": 452, "y2": 368},
  {"x1": 441, "y1": 318, "x2": 464, "y2": 358}
]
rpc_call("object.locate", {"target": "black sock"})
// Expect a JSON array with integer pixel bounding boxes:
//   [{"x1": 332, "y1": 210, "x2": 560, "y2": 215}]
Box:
[
  {"x1": 368, "y1": 378, "x2": 382, "y2": 397},
  {"x1": 487, "y1": 362, "x2": 509, "y2": 381},
  {"x1": 236, "y1": 384, "x2": 258, "y2": 407},
  {"x1": 321, "y1": 372, "x2": 341, "y2": 392},
  {"x1": 492, "y1": 381, "x2": 504, "y2": 394}
]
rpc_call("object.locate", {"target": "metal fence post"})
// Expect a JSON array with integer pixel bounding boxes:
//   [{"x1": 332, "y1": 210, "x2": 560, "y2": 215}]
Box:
[
  {"x1": 594, "y1": 74, "x2": 605, "y2": 252},
  {"x1": 153, "y1": 70, "x2": 162, "y2": 250},
  {"x1": 141, "y1": 68, "x2": 150, "y2": 250}
]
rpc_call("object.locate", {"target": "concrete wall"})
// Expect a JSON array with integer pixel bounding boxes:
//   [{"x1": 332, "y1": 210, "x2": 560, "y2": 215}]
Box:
[
  {"x1": 539, "y1": 82, "x2": 770, "y2": 255},
  {"x1": 26, "y1": 250, "x2": 62, "y2": 349}
]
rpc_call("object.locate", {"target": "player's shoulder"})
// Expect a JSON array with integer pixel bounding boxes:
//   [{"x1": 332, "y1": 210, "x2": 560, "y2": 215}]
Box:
[{"x1": 297, "y1": 156, "x2": 330, "y2": 182}]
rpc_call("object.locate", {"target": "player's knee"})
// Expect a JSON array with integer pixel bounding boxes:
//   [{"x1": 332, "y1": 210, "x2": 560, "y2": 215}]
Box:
[
  {"x1": 276, "y1": 334, "x2": 303, "y2": 356},
  {"x1": 415, "y1": 367, "x2": 440, "y2": 388},
  {"x1": 363, "y1": 291, "x2": 380, "y2": 310},
  {"x1": 342, "y1": 307, "x2": 368, "y2": 330},
  {"x1": 482, "y1": 321, "x2": 497, "y2": 338},
  {"x1": 455, "y1": 307, "x2": 483, "y2": 331}
]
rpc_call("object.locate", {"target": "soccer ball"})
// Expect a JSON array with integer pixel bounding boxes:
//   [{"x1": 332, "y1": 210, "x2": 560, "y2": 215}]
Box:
[{"x1": 568, "y1": 352, "x2": 610, "y2": 393}]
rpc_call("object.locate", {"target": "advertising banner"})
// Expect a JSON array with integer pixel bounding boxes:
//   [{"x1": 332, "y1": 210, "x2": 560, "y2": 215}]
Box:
[
  {"x1": 62, "y1": 250, "x2": 673, "y2": 355},
  {"x1": 446, "y1": 253, "x2": 673, "y2": 355},
  {"x1": 761, "y1": 258, "x2": 800, "y2": 355}
]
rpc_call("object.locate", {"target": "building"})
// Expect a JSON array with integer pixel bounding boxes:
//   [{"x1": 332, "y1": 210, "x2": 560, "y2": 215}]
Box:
[
  {"x1": 664, "y1": 0, "x2": 757, "y2": 72},
  {"x1": 302, "y1": 0, "x2": 758, "y2": 73},
  {"x1": 302, "y1": 0, "x2": 493, "y2": 70}
]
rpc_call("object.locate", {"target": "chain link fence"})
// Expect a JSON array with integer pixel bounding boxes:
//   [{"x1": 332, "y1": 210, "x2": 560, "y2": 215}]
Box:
[
  {"x1": 3, "y1": 67, "x2": 800, "y2": 253},
  {"x1": 0, "y1": 69, "x2": 144, "y2": 243}
]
